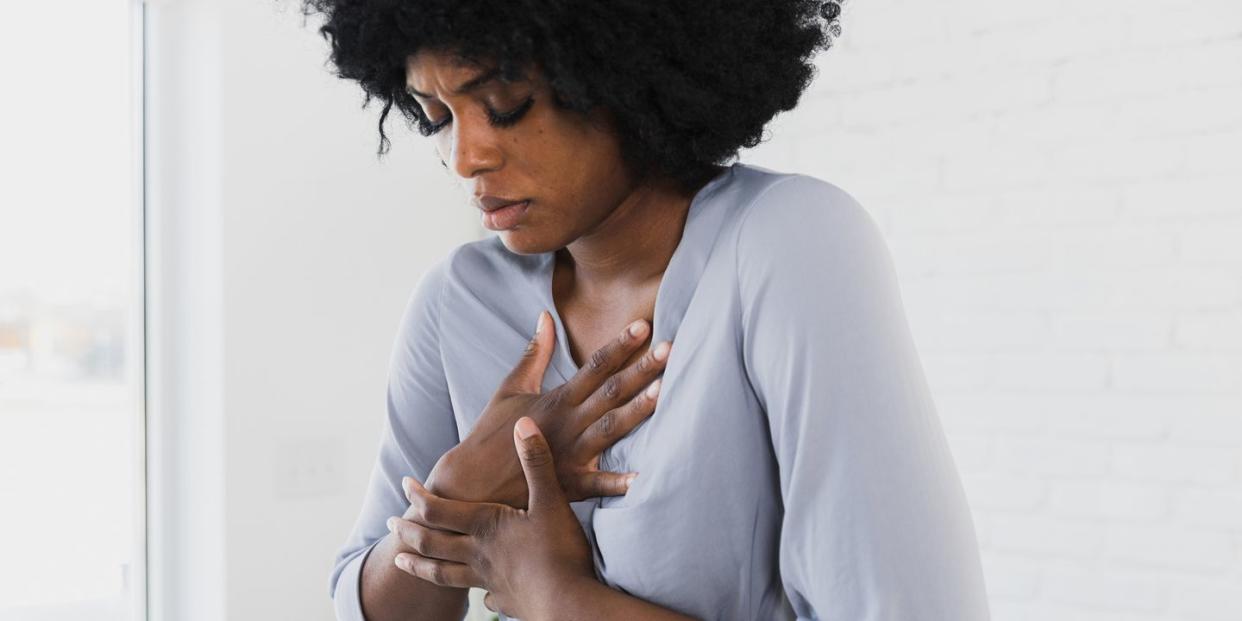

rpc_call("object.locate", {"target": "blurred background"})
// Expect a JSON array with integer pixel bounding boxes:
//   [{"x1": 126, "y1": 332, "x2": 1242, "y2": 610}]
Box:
[{"x1": 1, "y1": 0, "x2": 1238, "y2": 619}]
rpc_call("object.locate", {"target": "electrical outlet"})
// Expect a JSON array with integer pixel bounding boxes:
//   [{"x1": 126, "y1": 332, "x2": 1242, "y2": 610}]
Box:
[{"x1": 273, "y1": 435, "x2": 347, "y2": 499}]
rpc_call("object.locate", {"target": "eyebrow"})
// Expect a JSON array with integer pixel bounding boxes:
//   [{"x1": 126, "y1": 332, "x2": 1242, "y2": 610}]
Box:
[{"x1": 406, "y1": 67, "x2": 502, "y2": 99}]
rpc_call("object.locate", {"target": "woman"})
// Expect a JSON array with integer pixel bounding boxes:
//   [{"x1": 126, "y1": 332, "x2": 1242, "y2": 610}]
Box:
[{"x1": 306, "y1": 1, "x2": 990, "y2": 619}]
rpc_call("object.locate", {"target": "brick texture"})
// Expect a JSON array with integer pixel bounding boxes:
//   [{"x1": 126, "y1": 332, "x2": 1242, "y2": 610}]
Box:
[{"x1": 743, "y1": 0, "x2": 1242, "y2": 617}]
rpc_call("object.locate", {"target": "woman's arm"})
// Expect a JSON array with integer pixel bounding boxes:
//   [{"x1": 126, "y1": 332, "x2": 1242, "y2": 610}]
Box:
[
  {"x1": 328, "y1": 257, "x2": 472, "y2": 621},
  {"x1": 358, "y1": 535, "x2": 470, "y2": 620},
  {"x1": 735, "y1": 176, "x2": 990, "y2": 619}
]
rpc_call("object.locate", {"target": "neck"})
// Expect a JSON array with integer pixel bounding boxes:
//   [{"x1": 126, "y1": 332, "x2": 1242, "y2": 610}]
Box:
[{"x1": 560, "y1": 171, "x2": 718, "y2": 295}]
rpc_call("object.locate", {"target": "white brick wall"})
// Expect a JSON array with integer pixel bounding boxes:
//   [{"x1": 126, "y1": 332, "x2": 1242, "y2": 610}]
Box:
[{"x1": 745, "y1": 0, "x2": 1242, "y2": 617}]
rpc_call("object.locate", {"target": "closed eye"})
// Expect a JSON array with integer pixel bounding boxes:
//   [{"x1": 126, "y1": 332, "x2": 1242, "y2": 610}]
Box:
[{"x1": 419, "y1": 95, "x2": 535, "y2": 137}]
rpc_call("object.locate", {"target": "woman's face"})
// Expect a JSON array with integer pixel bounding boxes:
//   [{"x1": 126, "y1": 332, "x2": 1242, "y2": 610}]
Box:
[{"x1": 405, "y1": 49, "x2": 635, "y2": 255}]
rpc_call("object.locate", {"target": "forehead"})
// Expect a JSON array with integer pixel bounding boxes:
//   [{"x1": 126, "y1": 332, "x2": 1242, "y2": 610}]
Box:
[
  {"x1": 405, "y1": 50, "x2": 486, "y2": 84},
  {"x1": 405, "y1": 51, "x2": 539, "y2": 95},
  {"x1": 406, "y1": 49, "x2": 479, "y2": 71}
]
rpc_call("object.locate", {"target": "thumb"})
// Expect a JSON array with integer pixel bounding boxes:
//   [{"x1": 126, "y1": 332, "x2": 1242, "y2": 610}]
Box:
[
  {"x1": 514, "y1": 416, "x2": 565, "y2": 512},
  {"x1": 500, "y1": 310, "x2": 555, "y2": 395}
]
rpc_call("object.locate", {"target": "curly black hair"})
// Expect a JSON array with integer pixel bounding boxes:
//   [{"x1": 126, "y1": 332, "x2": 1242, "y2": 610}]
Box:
[{"x1": 300, "y1": 0, "x2": 836, "y2": 193}]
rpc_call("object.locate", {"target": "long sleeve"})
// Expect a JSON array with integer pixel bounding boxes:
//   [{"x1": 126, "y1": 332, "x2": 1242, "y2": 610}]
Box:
[
  {"x1": 735, "y1": 176, "x2": 990, "y2": 620},
  {"x1": 327, "y1": 256, "x2": 463, "y2": 620}
]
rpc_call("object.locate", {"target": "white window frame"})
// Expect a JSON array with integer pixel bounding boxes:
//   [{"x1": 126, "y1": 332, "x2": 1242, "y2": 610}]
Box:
[
  {"x1": 130, "y1": 1, "x2": 149, "y2": 618},
  {"x1": 141, "y1": 1, "x2": 229, "y2": 619}
]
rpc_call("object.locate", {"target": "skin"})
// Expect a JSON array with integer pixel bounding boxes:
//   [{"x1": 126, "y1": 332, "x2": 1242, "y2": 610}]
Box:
[
  {"x1": 407, "y1": 49, "x2": 723, "y2": 369},
  {"x1": 357, "y1": 48, "x2": 715, "y2": 620}
]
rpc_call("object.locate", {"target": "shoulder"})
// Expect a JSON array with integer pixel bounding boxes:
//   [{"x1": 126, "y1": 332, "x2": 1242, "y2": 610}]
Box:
[
  {"x1": 397, "y1": 235, "x2": 542, "y2": 342},
  {"x1": 438, "y1": 234, "x2": 543, "y2": 293},
  {"x1": 731, "y1": 167, "x2": 887, "y2": 279},
  {"x1": 734, "y1": 168, "x2": 879, "y2": 255},
  {"x1": 392, "y1": 236, "x2": 521, "y2": 365},
  {"x1": 397, "y1": 236, "x2": 512, "y2": 327},
  {"x1": 412, "y1": 235, "x2": 537, "y2": 306}
]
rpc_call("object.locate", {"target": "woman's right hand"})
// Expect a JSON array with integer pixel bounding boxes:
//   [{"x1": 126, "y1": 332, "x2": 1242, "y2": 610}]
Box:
[{"x1": 423, "y1": 309, "x2": 671, "y2": 509}]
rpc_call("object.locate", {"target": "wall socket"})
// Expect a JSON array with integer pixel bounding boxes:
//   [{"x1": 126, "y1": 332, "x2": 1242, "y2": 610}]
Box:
[{"x1": 273, "y1": 435, "x2": 347, "y2": 499}]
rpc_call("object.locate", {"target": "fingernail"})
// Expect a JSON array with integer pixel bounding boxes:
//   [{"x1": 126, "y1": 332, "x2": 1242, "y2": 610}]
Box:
[
  {"x1": 535, "y1": 311, "x2": 545, "y2": 335},
  {"x1": 402, "y1": 476, "x2": 413, "y2": 493},
  {"x1": 645, "y1": 378, "x2": 661, "y2": 399},
  {"x1": 515, "y1": 416, "x2": 538, "y2": 439},
  {"x1": 627, "y1": 319, "x2": 648, "y2": 338},
  {"x1": 653, "y1": 341, "x2": 671, "y2": 361},
  {"x1": 386, "y1": 516, "x2": 396, "y2": 531},
  {"x1": 626, "y1": 473, "x2": 638, "y2": 488}
]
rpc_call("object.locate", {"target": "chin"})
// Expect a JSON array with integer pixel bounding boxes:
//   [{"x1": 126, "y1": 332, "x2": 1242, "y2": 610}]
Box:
[{"x1": 495, "y1": 229, "x2": 556, "y2": 255}]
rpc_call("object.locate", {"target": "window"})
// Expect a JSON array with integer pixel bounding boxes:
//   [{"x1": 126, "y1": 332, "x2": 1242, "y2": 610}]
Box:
[{"x1": 0, "y1": 2, "x2": 146, "y2": 619}]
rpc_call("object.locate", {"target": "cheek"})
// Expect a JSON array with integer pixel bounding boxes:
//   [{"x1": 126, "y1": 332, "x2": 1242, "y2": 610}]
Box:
[{"x1": 496, "y1": 109, "x2": 627, "y2": 247}]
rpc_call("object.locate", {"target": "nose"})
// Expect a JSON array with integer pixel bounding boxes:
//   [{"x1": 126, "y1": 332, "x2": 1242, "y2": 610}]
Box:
[{"x1": 442, "y1": 109, "x2": 502, "y2": 179}]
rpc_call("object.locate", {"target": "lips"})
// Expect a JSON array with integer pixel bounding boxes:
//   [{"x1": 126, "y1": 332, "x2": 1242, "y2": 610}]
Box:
[
  {"x1": 475, "y1": 194, "x2": 530, "y2": 212},
  {"x1": 480, "y1": 199, "x2": 530, "y2": 231}
]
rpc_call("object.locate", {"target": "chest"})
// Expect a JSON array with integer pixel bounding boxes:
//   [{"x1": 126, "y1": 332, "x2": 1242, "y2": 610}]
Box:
[
  {"x1": 439, "y1": 255, "x2": 789, "y2": 617},
  {"x1": 552, "y1": 274, "x2": 660, "y2": 370}
]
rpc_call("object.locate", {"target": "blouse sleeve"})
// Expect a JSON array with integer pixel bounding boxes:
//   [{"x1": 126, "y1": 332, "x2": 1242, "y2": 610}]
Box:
[
  {"x1": 735, "y1": 176, "x2": 990, "y2": 620},
  {"x1": 327, "y1": 256, "x2": 464, "y2": 620}
]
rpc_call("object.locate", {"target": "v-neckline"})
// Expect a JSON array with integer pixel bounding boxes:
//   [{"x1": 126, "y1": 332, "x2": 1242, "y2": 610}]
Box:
[{"x1": 533, "y1": 163, "x2": 739, "y2": 385}]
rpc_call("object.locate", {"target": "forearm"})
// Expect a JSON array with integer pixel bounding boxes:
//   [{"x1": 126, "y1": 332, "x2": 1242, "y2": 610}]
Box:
[
  {"x1": 352, "y1": 448, "x2": 491, "y2": 621},
  {"x1": 358, "y1": 531, "x2": 469, "y2": 621},
  {"x1": 547, "y1": 577, "x2": 699, "y2": 621}
]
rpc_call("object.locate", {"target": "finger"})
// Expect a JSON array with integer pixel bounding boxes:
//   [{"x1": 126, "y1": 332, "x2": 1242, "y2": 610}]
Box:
[
  {"x1": 402, "y1": 476, "x2": 493, "y2": 535},
  {"x1": 569, "y1": 470, "x2": 637, "y2": 501},
  {"x1": 498, "y1": 310, "x2": 555, "y2": 396},
  {"x1": 577, "y1": 378, "x2": 661, "y2": 457},
  {"x1": 387, "y1": 516, "x2": 475, "y2": 564},
  {"x1": 559, "y1": 318, "x2": 650, "y2": 404},
  {"x1": 483, "y1": 591, "x2": 512, "y2": 616},
  {"x1": 577, "y1": 339, "x2": 670, "y2": 421},
  {"x1": 514, "y1": 417, "x2": 566, "y2": 511},
  {"x1": 394, "y1": 552, "x2": 481, "y2": 589}
]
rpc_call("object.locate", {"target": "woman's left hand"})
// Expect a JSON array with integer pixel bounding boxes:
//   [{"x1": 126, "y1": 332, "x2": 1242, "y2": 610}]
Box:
[{"x1": 387, "y1": 416, "x2": 598, "y2": 620}]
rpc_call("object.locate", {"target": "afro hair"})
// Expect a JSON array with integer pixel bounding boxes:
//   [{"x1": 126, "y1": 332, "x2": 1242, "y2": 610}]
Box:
[{"x1": 301, "y1": 0, "x2": 837, "y2": 193}]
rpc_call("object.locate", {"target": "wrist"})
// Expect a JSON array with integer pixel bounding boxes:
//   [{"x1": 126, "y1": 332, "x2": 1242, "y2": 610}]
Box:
[
  {"x1": 426, "y1": 439, "x2": 501, "y2": 502},
  {"x1": 424, "y1": 445, "x2": 469, "y2": 499},
  {"x1": 538, "y1": 575, "x2": 605, "y2": 621}
]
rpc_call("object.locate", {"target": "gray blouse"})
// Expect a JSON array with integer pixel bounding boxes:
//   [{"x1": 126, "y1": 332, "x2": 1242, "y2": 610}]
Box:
[{"x1": 328, "y1": 162, "x2": 990, "y2": 620}]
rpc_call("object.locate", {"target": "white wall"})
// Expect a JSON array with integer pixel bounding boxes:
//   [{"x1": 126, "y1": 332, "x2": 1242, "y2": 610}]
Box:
[
  {"x1": 147, "y1": 0, "x2": 475, "y2": 619},
  {"x1": 743, "y1": 0, "x2": 1242, "y2": 618},
  {"x1": 148, "y1": 0, "x2": 1241, "y2": 619}
]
